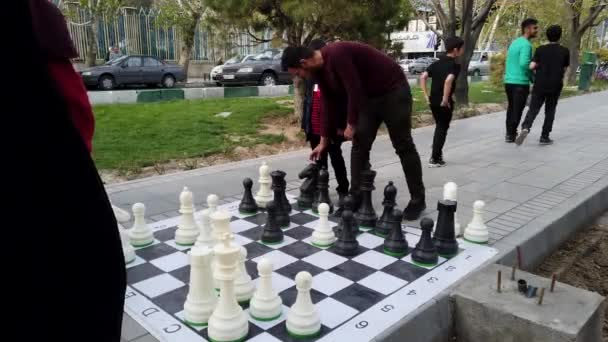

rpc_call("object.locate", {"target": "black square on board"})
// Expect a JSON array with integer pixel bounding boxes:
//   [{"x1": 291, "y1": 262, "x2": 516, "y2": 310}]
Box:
[
  {"x1": 290, "y1": 212, "x2": 318, "y2": 225},
  {"x1": 152, "y1": 286, "x2": 188, "y2": 315},
  {"x1": 279, "y1": 241, "x2": 321, "y2": 259},
  {"x1": 239, "y1": 226, "x2": 264, "y2": 241},
  {"x1": 242, "y1": 213, "x2": 267, "y2": 225},
  {"x1": 328, "y1": 260, "x2": 376, "y2": 282},
  {"x1": 267, "y1": 322, "x2": 330, "y2": 342},
  {"x1": 135, "y1": 243, "x2": 179, "y2": 261},
  {"x1": 200, "y1": 321, "x2": 263, "y2": 341},
  {"x1": 279, "y1": 286, "x2": 327, "y2": 308},
  {"x1": 373, "y1": 245, "x2": 413, "y2": 259},
  {"x1": 169, "y1": 265, "x2": 190, "y2": 284},
  {"x1": 155, "y1": 227, "x2": 178, "y2": 242},
  {"x1": 327, "y1": 244, "x2": 369, "y2": 259},
  {"x1": 245, "y1": 260, "x2": 259, "y2": 280},
  {"x1": 331, "y1": 283, "x2": 384, "y2": 312},
  {"x1": 381, "y1": 260, "x2": 429, "y2": 282},
  {"x1": 243, "y1": 241, "x2": 273, "y2": 260},
  {"x1": 127, "y1": 263, "x2": 164, "y2": 284},
  {"x1": 284, "y1": 226, "x2": 314, "y2": 240},
  {"x1": 276, "y1": 260, "x2": 324, "y2": 279}
]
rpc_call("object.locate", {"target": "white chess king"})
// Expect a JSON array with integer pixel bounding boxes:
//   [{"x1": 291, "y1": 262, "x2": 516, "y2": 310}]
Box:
[
  {"x1": 464, "y1": 200, "x2": 489, "y2": 244},
  {"x1": 254, "y1": 161, "x2": 273, "y2": 208},
  {"x1": 175, "y1": 187, "x2": 200, "y2": 246},
  {"x1": 286, "y1": 271, "x2": 321, "y2": 338},
  {"x1": 249, "y1": 258, "x2": 282, "y2": 321},
  {"x1": 128, "y1": 203, "x2": 154, "y2": 247},
  {"x1": 184, "y1": 246, "x2": 218, "y2": 326},
  {"x1": 311, "y1": 203, "x2": 336, "y2": 247}
]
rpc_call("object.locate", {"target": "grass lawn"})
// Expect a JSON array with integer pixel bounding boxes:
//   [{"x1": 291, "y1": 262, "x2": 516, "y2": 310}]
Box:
[{"x1": 411, "y1": 81, "x2": 507, "y2": 113}]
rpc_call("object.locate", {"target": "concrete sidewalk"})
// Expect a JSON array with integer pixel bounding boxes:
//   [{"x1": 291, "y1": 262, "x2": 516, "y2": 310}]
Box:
[{"x1": 111, "y1": 90, "x2": 608, "y2": 342}]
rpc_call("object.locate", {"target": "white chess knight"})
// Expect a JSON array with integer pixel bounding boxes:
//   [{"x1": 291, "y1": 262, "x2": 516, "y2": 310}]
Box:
[
  {"x1": 184, "y1": 246, "x2": 218, "y2": 326},
  {"x1": 464, "y1": 200, "x2": 489, "y2": 244},
  {"x1": 311, "y1": 203, "x2": 336, "y2": 247},
  {"x1": 249, "y1": 258, "x2": 282, "y2": 321},
  {"x1": 254, "y1": 161, "x2": 273, "y2": 208},
  {"x1": 128, "y1": 203, "x2": 154, "y2": 247},
  {"x1": 118, "y1": 223, "x2": 136, "y2": 264},
  {"x1": 112, "y1": 204, "x2": 131, "y2": 223},
  {"x1": 234, "y1": 246, "x2": 254, "y2": 304},
  {"x1": 286, "y1": 271, "x2": 321, "y2": 338},
  {"x1": 443, "y1": 182, "x2": 462, "y2": 236},
  {"x1": 208, "y1": 234, "x2": 248, "y2": 342},
  {"x1": 175, "y1": 187, "x2": 200, "y2": 246},
  {"x1": 194, "y1": 208, "x2": 215, "y2": 248}
]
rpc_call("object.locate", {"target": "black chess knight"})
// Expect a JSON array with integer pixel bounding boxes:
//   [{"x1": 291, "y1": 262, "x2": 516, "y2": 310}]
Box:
[
  {"x1": 354, "y1": 169, "x2": 377, "y2": 229},
  {"x1": 296, "y1": 163, "x2": 319, "y2": 210},
  {"x1": 375, "y1": 181, "x2": 397, "y2": 237},
  {"x1": 433, "y1": 199, "x2": 459, "y2": 257}
]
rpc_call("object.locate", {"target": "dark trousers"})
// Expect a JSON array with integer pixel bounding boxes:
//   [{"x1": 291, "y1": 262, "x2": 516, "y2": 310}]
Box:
[
  {"x1": 505, "y1": 84, "x2": 530, "y2": 137},
  {"x1": 351, "y1": 85, "x2": 425, "y2": 203},
  {"x1": 521, "y1": 91, "x2": 560, "y2": 138},
  {"x1": 309, "y1": 135, "x2": 350, "y2": 194},
  {"x1": 430, "y1": 104, "x2": 453, "y2": 160}
]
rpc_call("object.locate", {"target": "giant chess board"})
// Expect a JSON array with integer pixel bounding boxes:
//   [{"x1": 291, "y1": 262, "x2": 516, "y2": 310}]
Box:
[{"x1": 124, "y1": 194, "x2": 498, "y2": 342}]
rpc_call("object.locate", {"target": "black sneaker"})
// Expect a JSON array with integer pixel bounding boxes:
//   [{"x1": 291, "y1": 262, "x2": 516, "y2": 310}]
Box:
[
  {"x1": 403, "y1": 201, "x2": 426, "y2": 221},
  {"x1": 505, "y1": 135, "x2": 516, "y2": 143},
  {"x1": 515, "y1": 128, "x2": 529, "y2": 146},
  {"x1": 428, "y1": 157, "x2": 446, "y2": 168},
  {"x1": 539, "y1": 137, "x2": 553, "y2": 145}
]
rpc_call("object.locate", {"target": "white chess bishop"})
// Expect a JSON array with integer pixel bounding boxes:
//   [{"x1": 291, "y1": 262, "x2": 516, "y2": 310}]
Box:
[
  {"x1": 286, "y1": 271, "x2": 321, "y2": 338},
  {"x1": 234, "y1": 246, "x2": 255, "y2": 304},
  {"x1": 194, "y1": 208, "x2": 215, "y2": 248},
  {"x1": 464, "y1": 200, "x2": 489, "y2": 244},
  {"x1": 184, "y1": 246, "x2": 218, "y2": 326},
  {"x1": 175, "y1": 187, "x2": 200, "y2": 246},
  {"x1": 249, "y1": 258, "x2": 282, "y2": 321},
  {"x1": 207, "y1": 234, "x2": 248, "y2": 342},
  {"x1": 254, "y1": 161, "x2": 273, "y2": 208},
  {"x1": 311, "y1": 203, "x2": 336, "y2": 247},
  {"x1": 118, "y1": 223, "x2": 136, "y2": 264},
  {"x1": 443, "y1": 182, "x2": 462, "y2": 236},
  {"x1": 128, "y1": 203, "x2": 154, "y2": 247}
]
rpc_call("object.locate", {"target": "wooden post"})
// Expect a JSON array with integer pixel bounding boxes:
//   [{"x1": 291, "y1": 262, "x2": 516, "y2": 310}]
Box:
[
  {"x1": 497, "y1": 270, "x2": 502, "y2": 293},
  {"x1": 538, "y1": 288, "x2": 546, "y2": 305}
]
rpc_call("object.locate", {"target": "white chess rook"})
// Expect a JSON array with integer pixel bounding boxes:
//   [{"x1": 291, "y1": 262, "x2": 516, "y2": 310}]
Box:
[
  {"x1": 195, "y1": 208, "x2": 215, "y2": 248},
  {"x1": 254, "y1": 161, "x2": 273, "y2": 208},
  {"x1": 184, "y1": 246, "x2": 218, "y2": 326},
  {"x1": 208, "y1": 234, "x2": 248, "y2": 342},
  {"x1": 464, "y1": 200, "x2": 489, "y2": 244},
  {"x1": 286, "y1": 271, "x2": 321, "y2": 338},
  {"x1": 249, "y1": 259, "x2": 282, "y2": 321},
  {"x1": 234, "y1": 246, "x2": 254, "y2": 304},
  {"x1": 443, "y1": 182, "x2": 462, "y2": 236},
  {"x1": 118, "y1": 223, "x2": 136, "y2": 264},
  {"x1": 128, "y1": 203, "x2": 154, "y2": 247},
  {"x1": 311, "y1": 203, "x2": 336, "y2": 247},
  {"x1": 175, "y1": 187, "x2": 200, "y2": 246}
]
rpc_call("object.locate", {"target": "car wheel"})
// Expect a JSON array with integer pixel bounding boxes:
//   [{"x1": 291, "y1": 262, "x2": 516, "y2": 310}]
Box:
[
  {"x1": 473, "y1": 69, "x2": 481, "y2": 77},
  {"x1": 98, "y1": 75, "x2": 115, "y2": 90},
  {"x1": 162, "y1": 74, "x2": 176, "y2": 88},
  {"x1": 260, "y1": 72, "x2": 277, "y2": 86}
]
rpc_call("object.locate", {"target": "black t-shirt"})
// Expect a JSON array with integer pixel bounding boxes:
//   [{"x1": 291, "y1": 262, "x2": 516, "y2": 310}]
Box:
[
  {"x1": 532, "y1": 43, "x2": 570, "y2": 93},
  {"x1": 426, "y1": 56, "x2": 461, "y2": 105}
]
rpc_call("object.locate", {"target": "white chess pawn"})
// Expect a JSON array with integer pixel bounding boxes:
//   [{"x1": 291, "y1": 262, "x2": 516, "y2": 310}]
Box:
[
  {"x1": 311, "y1": 203, "x2": 336, "y2": 247},
  {"x1": 128, "y1": 203, "x2": 154, "y2": 247},
  {"x1": 208, "y1": 234, "x2": 248, "y2": 342},
  {"x1": 254, "y1": 162, "x2": 273, "y2": 208},
  {"x1": 235, "y1": 246, "x2": 254, "y2": 304},
  {"x1": 195, "y1": 208, "x2": 215, "y2": 248},
  {"x1": 250, "y1": 259, "x2": 282, "y2": 321},
  {"x1": 207, "y1": 194, "x2": 219, "y2": 214},
  {"x1": 184, "y1": 246, "x2": 218, "y2": 326},
  {"x1": 175, "y1": 187, "x2": 200, "y2": 246},
  {"x1": 286, "y1": 271, "x2": 321, "y2": 338},
  {"x1": 112, "y1": 204, "x2": 131, "y2": 223},
  {"x1": 443, "y1": 182, "x2": 462, "y2": 236},
  {"x1": 118, "y1": 223, "x2": 136, "y2": 264},
  {"x1": 464, "y1": 200, "x2": 489, "y2": 244}
]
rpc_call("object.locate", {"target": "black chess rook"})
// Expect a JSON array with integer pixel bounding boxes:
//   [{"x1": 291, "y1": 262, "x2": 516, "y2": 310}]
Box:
[
  {"x1": 433, "y1": 199, "x2": 459, "y2": 257},
  {"x1": 271, "y1": 170, "x2": 291, "y2": 228},
  {"x1": 412, "y1": 217, "x2": 439, "y2": 266},
  {"x1": 355, "y1": 169, "x2": 378, "y2": 230},
  {"x1": 261, "y1": 200, "x2": 284, "y2": 244},
  {"x1": 375, "y1": 181, "x2": 397, "y2": 237},
  {"x1": 313, "y1": 167, "x2": 333, "y2": 214},
  {"x1": 296, "y1": 163, "x2": 319, "y2": 210},
  {"x1": 383, "y1": 208, "x2": 408, "y2": 257},
  {"x1": 238, "y1": 177, "x2": 258, "y2": 214}
]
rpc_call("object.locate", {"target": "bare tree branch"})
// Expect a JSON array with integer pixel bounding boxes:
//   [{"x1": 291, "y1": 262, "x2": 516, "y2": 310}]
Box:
[
  {"x1": 246, "y1": 27, "x2": 272, "y2": 43},
  {"x1": 472, "y1": 0, "x2": 498, "y2": 30},
  {"x1": 418, "y1": 14, "x2": 444, "y2": 39},
  {"x1": 578, "y1": 2, "x2": 607, "y2": 33},
  {"x1": 430, "y1": 0, "x2": 450, "y2": 28}
]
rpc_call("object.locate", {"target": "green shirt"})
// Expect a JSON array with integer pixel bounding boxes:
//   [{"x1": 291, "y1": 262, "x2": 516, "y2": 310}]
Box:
[{"x1": 504, "y1": 36, "x2": 533, "y2": 85}]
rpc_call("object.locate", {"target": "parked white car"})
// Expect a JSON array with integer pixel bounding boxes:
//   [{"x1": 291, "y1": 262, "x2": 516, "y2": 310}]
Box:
[
  {"x1": 399, "y1": 59, "x2": 415, "y2": 73},
  {"x1": 468, "y1": 51, "x2": 496, "y2": 76},
  {"x1": 211, "y1": 54, "x2": 256, "y2": 85}
]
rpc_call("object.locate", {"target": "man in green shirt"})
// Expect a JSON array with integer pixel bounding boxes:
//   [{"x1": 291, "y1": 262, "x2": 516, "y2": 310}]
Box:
[{"x1": 504, "y1": 18, "x2": 538, "y2": 143}]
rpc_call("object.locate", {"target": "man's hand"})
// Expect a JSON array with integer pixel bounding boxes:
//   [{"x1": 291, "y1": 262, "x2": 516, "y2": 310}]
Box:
[
  {"x1": 343, "y1": 124, "x2": 355, "y2": 141},
  {"x1": 425, "y1": 96, "x2": 431, "y2": 105},
  {"x1": 440, "y1": 97, "x2": 451, "y2": 108},
  {"x1": 310, "y1": 137, "x2": 329, "y2": 161}
]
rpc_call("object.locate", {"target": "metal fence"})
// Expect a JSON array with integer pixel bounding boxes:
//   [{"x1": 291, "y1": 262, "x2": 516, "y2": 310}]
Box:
[{"x1": 54, "y1": 1, "x2": 272, "y2": 63}]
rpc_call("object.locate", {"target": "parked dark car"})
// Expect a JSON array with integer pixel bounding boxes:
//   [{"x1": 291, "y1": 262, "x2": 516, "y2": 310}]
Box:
[
  {"x1": 408, "y1": 57, "x2": 438, "y2": 74},
  {"x1": 80, "y1": 55, "x2": 186, "y2": 90},
  {"x1": 219, "y1": 49, "x2": 292, "y2": 86}
]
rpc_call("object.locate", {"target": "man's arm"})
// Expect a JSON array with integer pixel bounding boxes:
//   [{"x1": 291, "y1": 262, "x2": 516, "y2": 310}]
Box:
[
  {"x1": 332, "y1": 52, "x2": 365, "y2": 136},
  {"x1": 420, "y1": 72, "x2": 430, "y2": 104},
  {"x1": 441, "y1": 74, "x2": 455, "y2": 108},
  {"x1": 519, "y1": 42, "x2": 532, "y2": 70}
]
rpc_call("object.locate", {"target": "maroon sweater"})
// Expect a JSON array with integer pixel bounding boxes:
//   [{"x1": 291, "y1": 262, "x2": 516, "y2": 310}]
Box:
[{"x1": 317, "y1": 41, "x2": 408, "y2": 137}]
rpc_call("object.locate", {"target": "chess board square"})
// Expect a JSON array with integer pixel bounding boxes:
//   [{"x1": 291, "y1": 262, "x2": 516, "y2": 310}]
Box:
[
  {"x1": 230, "y1": 219, "x2": 259, "y2": 233},
  {"x1": 243, "y1": 241, "x2": 273, "y2": 260},
  {"x1": 405, "y1": 226, "x2": 422, "y2": 235},
  {"x1": 246, "y1": 305, "x2": 288, "y2": 330},
  {"x1": 253, "y1": 272, "x2": 295, "y2": 293},
  {"x1": 252, "y1": 250, "x2": 298, "y2": 271},
  {"x1": 372, "y1": 245, "x2": 413, "y2": 259},
  {"x1": 135, "y1": 242, "x2": 178, "y2": 260},
  {"x1": 302, "y1": 218, "x2": 338, "y2": 230},
  {"x1": 358, "y1": 271, "x2": 408, "y2": 295},
  {"x1": 239, "y1": 226, "x2": 263, "y2": 241},
  {"x1": 200, "y1": 321, "x2": 263, "y2": 341},
  {"x1": 328, "y1": 260, "x2": 377, "y2": 282},
  {"x1": 352, "y1": 250, "x2": 396, "y2": 269},
  {"x1": 174, "y1": 311, "x2": 207, "y2": 332},
  {"x1": 266, "y1": 322, "x2": 330, "y2": 342},
  {"x1": 151, "y1": 285, "x2": 189, "y2": 314},
  {"x1": 259, "y1": 235, "x2": 297, "y2": 249},
  {"x1": 290, "y1": 212, "x2": 319, "y2": 225},
  {"x1": 127, "y1": 262, "x2": 164, "y2": 284},
  {"x1": 164, "y1": 240, "x2": 192, "y2": 251},
  {"x1": 169, "y1": 265, "x2": 190, "y2": 284},
  {"x1": 406, "y1": 233, "x2": 421, "y2": 247},
  {"x1": 234, "y1": 234, "x2": 253, "y2": 246},
  {"x1": 125, "y1": 256, "x2": 146, "y2": 269},
  {"x1": 327, "y1": 244, "x2": 369, "y2": 258},
  {"x1": 283, "y1": 226, "x2": 314, "y2": 240},
  {"x1": 242, "y1": 213, "x2": 267, "y2": 225},
  {"x1": 132, "y1": 273, "x2": 185, "y2": 298},
  {"x1": 312, "y1": 271, "x2": 353, "y2": 295},
  {"x1": 276, "y1": 260, "x2": 324, "y2": 279},
  {"x1": 154, "y1": 227, "x2": 177, "y2": 242},
  {"x1": 381, "y1": 260, "x2": 429, "y2": 282},
  {"x1": 302, "y1": 250, "x2": 348, "y2": 270},
  {"x1": 331, "y1": 283, "x2": 384, "y2": 312},
  {"x1": 402, "y1": 254, "x2": 447, "y2": 270},
  {"x1": 246, "y1": 332, "x2": 283, "y2": 342},
  {"x1": 150, "y1": 251, "x2": 190, "y2": 272},
  {"x1": 279, "y1": 241, "x2": 321, "y2": 259},
  {"x1": 316, "y1": 297, "x2": 359, "y2": 329},
  {"x1": 245, "y1": 260, "x2": 259, "y2": 279},
  {"x1": 278, "y1": 286, "x2": 327, "y2": 307},
  {"x1": 357, "y1": 232, "x2": 385, "y2": 249}
]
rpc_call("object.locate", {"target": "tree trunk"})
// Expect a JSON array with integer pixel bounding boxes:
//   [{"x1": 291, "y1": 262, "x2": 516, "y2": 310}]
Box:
[
  {"x1": 292, "y1": 76, "x2": 305, "y2": 123},
  {"x1": 179, "y1": 18, "x2": 198, "y2": 79},
  {"x1": 484, "y1": 0, "x2": 506, "y2": 51},
  {"x1": 85, "y1": 16, "x2": 98, "y2": 67},
  {"x1": 567, "y1": 33, "x2": 582, "y2": 85}
]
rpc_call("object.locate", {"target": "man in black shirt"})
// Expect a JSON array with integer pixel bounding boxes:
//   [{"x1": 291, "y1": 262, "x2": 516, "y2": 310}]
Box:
[
  {"x1": 420, "y1": 37, "x2": 464, "y2": 167},
  {"x1": 516, "y1": 25, "x2": 570, "y2": 145}
]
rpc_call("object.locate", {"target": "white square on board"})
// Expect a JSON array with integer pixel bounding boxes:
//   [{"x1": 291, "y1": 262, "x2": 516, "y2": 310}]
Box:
[
  {"x1": 247, "y1": 333, "x2": 284, "y2": 342},
  {"x1": 150, "y1": 251, "x2": 190, "y2": 272},
  {"x1": 316, "y1": 297, "x2": 358, "y2": 329},
  {"x1": 402, "y1": 254, "x2": 447, "y2": 270},
  {"x1": 252, "y1": 250, "x2": 298, "y2": 270},
  {"x1": 262, "y1": 235, "x2": 297, "y2": 249},
  {"x1": 246, "y1": 305, "x2": 288, "y2": 330},
  {"x1": 352, "y1": 250, "x2": 397, "y2": 270},
  {"x1": 303, "y1": 218, "x2": 338, "y2": 230},
  {"x1": 357, "y1": 233, "x2": 384, "y2": 249},
  {"x1": 312, "y1": 271, "x2": 353, "y2": 295},
  {"x1": 165, "y1": 240, "x2": 193, "y2": 251},
  {"x1": 125, "y1": 256, "x2": 146, "y2": 269},
  {"x1": 234, "y1": 234, "x2": 253, "y2": 246},
  {"x1": 230, "y1": 219, "x2": 258, "y2": 233},
  {"x1": 253, "y1": 273, "x2": 295, "y2": 293},
  {"x1": 302, "y1": 250, "x2": 348, "y2": 270},
  {"x1": 174, "y1": 311, "x2": 207, "y2": 332},
  {"x1": 358, "y1": 271, "x2": 408, "y2": 295},
  {"x1": 132, "y1": 273, "x2": 185, "y2": 298}
]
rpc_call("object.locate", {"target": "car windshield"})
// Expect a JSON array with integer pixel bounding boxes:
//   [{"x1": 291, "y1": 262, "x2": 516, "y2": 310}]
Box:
[
  {"x1": 253, "y1": 50, "x2": 276, "y2": 61},
  {"x1": 105, "y1": 55, "x2": 128, "y2": 65},
  {"x1": 225, "y1": 56, "x2": 241, "y2": 65},
  {"x1": 471, "y1": 52, "x2": 481, "y2": 61}
]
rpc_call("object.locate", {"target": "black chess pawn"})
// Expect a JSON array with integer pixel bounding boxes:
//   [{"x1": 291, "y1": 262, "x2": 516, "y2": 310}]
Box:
[
  {"x1": 270, "y1": 170, "x2": 291, "y2": 227},
  {"x1": 261, "y1": 200, "x2": 284, "y2": 244},
  {"x1": 296, "y1": 163, "x2": 319, "y2": 209},
  {"x1": 433, "y1": 199, "x2": 459, "y2": 257},
  {"x1": 312, "y1": 167, "x2": 333, "y2": 214},
  {"x1": 375, "y1": 181, "x2": 397, "y2": 237},
  {"x1": 412, "y1": 217, "x2": 438, "y2": 266},
  {"x1": 383, "y1": 208, "x2": 408, "y2": 257},
  {"x1": 336, "y1": 194, "x2": 359, "y2": 237},
  {"x1": 355, "y1": 169, "x2": 377, "y2": 230},
  {"x1": 238, "y1": 177, "x2": 258, "y2": 214},
  {"x1": 334, "y1": 210, "x2": 359, "y2": 256}
]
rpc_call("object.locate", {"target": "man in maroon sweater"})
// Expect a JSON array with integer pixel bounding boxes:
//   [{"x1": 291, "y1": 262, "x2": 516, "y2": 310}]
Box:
[{"x1": 282, "y1": 42, "x2": 426, "y2": 220}]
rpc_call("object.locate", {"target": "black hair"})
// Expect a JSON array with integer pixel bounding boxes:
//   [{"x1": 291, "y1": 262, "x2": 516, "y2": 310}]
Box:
[
  {"x1": 546, "y1": 25, "x2": 562, "y2": 42},
  {"x1": 281, "y1": 46, "x2": 315, "y2": 71},
  {"x1": 309, "y1": 39, "x2": 326, "y2": 50},
  {"x1": 445, "y1": 36, "x2": 464, "y2": 53},
  {"x1": 521, "y1": 18, "x2": 538, "y2": 33}
]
